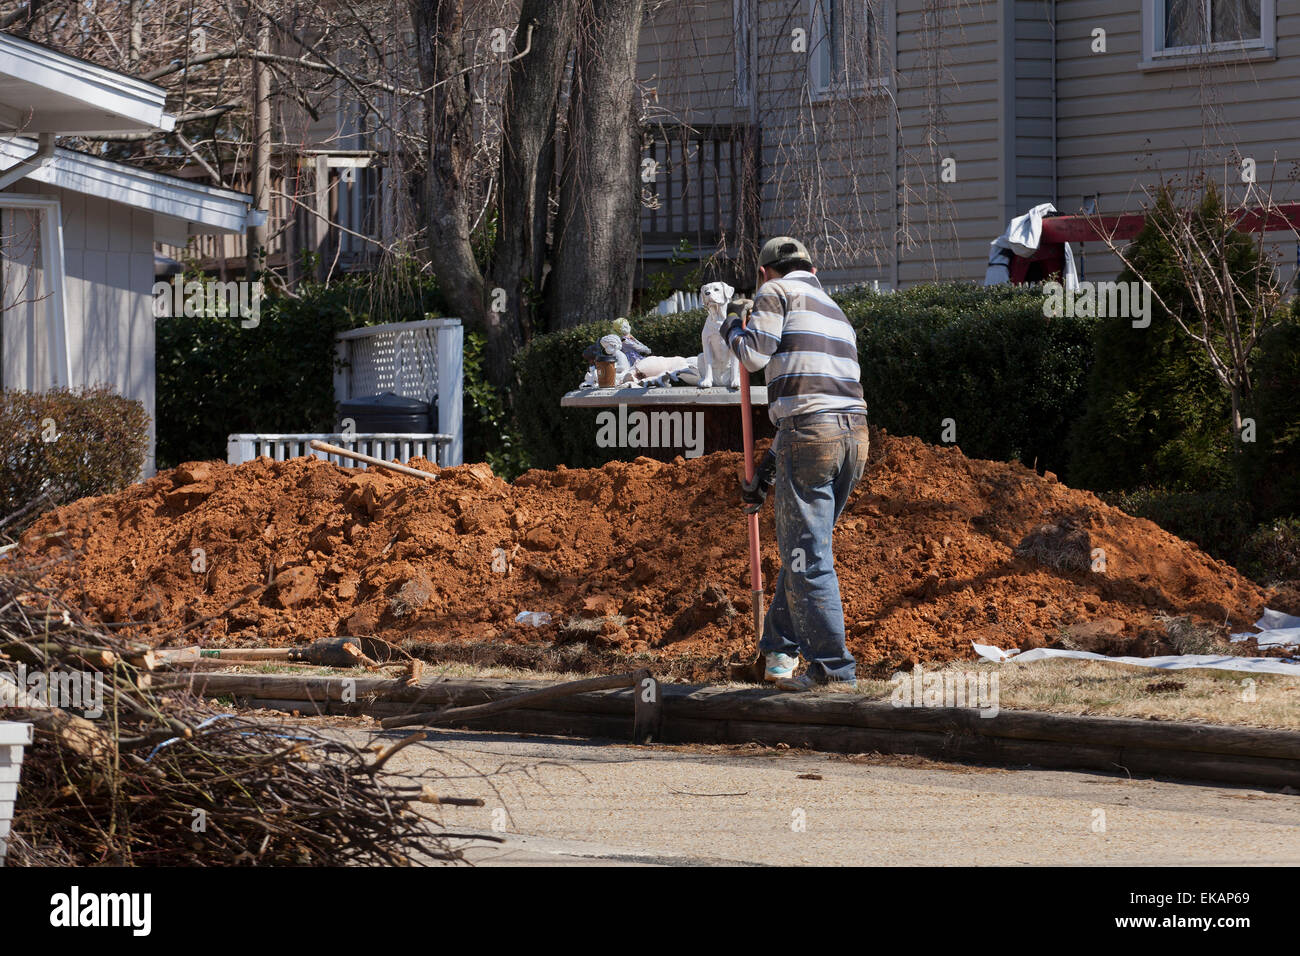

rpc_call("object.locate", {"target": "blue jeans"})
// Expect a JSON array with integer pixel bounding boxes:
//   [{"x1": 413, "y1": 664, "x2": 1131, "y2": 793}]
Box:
[{"x1": 759, "y1": 411, "x2": 870, "y2": 683}]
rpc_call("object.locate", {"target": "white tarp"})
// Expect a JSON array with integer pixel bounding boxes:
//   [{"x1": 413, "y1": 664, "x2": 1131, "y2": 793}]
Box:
[
  {"x1": 984, "y1": 202, "x2": 1079, "y2": 290},
  {"x1": 1231, "y1": 609, "x2": 1300, "y2": 650},
  {"x1": 971, "y1": 642, "x2": 1300, "y2": 677}
]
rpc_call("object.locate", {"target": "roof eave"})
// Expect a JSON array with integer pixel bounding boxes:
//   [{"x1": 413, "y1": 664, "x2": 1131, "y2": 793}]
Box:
[
  {"x1": 0, "y1": 136, "x2": 260, "y2": 234},
  {"x1": 0, "y1": 33, "x2": 172, "y2": 135}
]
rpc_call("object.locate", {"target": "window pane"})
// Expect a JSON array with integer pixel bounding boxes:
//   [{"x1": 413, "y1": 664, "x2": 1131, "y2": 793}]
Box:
[
  {"x1": 1164, "y1": 0, "x2": 1203, "y2": 47},
  {"x1": 1212, "y1": 0, "x2": 1262, "y2": 42},
  {"x1": 830, "y1": 0, "x2": 843, "y2": 80},
  {"x1": 811, "y1": 0, "x2": 832, "y2": 89},
  {"x1": 851, "y1": 2, "x2": 879, "y2": 79}
]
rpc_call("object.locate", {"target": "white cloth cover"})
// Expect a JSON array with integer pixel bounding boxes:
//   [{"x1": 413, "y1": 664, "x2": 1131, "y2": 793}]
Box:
[{"x1": 984, "y1": 202, "x2": 1079, "y2": 291}]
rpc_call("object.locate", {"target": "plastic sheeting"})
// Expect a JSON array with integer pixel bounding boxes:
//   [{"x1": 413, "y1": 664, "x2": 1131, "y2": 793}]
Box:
[
  {"x1": 971, "y1": 642, "x2": 1300, "y2": 677},
  {"x1": 1231, "y1": 609, "x2": 1300, "y2": 650}
]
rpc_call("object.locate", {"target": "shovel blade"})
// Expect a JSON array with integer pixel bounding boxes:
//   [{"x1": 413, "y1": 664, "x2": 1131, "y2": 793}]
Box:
[{"x1": 727, "y1": 589, "x2": 767, "y2": 684}]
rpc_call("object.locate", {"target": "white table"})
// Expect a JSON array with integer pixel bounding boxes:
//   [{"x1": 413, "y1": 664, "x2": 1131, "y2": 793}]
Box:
[{"x1": 561, "y1": 384, "x2": 768, "y2": 408}]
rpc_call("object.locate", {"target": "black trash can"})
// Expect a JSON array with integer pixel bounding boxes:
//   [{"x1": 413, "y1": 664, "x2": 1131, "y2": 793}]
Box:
[{"x1": 337, "y1": 392, "x2": 433, "y2": 433}]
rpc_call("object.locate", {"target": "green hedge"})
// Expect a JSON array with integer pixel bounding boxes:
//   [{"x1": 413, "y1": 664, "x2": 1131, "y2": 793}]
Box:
[
  {"x1": 1241, "y1": 314, "x2": 1300, "y2": 522},
  {"x1": 1064, "y1": 192, "x2": 1268, "y2": 494},
  {"x1": 514, "y1": 282, "x2": 1098, "y2": 473},
  {"x1": 841, "y1": 283, "x2": 1097, "y2": 475},
  {"x1": 1239, "y1": 517, "x2": 1300, "y2": 584},
  {"x1": 1, "y1": 386, "x2": 149, "y2": 530},
  {"x1": 156, "y1": 281, "x2": 368, "y2": 468}
]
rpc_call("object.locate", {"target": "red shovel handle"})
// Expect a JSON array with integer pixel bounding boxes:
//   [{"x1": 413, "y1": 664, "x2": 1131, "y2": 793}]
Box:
[{"x1": 738, "y1": 313, "x2": 763, "y2": 596}]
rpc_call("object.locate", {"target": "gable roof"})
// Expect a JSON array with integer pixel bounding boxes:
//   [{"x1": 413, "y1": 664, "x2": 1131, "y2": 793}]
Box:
[
  {"x1": 0, "y1": 31, "x2": 174, "y2": 135},
  {"x1": 0, "y1": 136, "x2": 263, "y2": 235}
]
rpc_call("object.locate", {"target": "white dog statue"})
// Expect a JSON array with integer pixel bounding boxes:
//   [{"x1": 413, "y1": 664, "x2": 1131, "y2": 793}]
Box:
[{"x1": 697, "y1": 281, "x2": 739, "y2": 388}]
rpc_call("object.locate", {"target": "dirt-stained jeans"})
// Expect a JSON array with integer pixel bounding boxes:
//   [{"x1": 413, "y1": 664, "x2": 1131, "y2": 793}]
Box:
[{"x1": 759, "y1": 411, "x2": 869, "y2": 683}]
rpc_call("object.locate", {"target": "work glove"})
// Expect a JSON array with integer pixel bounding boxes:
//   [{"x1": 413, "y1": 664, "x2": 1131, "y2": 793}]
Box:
[
  {"x1": 740, "y1": 448, "x2": 777, "y2": 514},
  {"x1": 719, "y1": 297, "x2": 754, "y2": 345}
]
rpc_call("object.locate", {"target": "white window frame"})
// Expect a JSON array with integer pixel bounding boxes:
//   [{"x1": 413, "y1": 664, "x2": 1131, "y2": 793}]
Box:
[
  {"x1": 808, "y1": 0, "x2": 889, "y2": 101},
  {"x1": 0, "y1": 194, "x2": 71, "y2": 388},
  {"x1": 1141, "y1": 0, "x2": 1275, "y2": 69}
]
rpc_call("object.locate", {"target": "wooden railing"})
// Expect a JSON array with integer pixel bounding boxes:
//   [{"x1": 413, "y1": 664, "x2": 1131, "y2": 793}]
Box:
[
  {"x1": 160, "y1": 151, "x2": 398, "y2": 280},
  {"x1": 640, "y1": 123, "x2": 760, "y2": 254},
  {"x1": 166, "y1": 128, "x2": 760, "y2": 279}
]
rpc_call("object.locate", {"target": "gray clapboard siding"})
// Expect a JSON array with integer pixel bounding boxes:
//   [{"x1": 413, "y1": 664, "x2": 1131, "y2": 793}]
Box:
[
  {"x1": 1056, "y1": 3, "x2": 1300, "y2": 281},
  {"x1": 1, "y1": 181, "x2": 157, "y2": 474}
]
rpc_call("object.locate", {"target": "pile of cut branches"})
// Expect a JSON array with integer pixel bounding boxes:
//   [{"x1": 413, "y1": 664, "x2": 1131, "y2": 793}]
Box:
[{"x1": 0, "y1": 563, "x2": 491, "y2": 866}]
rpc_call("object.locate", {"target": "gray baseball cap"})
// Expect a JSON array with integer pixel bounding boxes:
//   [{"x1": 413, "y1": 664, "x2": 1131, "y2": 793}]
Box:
[{"x1": 759, "y1": 236, "x2": 812, "y2": 269}]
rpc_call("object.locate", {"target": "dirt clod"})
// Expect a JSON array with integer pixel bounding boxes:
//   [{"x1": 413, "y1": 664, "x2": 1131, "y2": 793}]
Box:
[{"x1": 273, "y1": 566, "x2": 316, "y2": 608}]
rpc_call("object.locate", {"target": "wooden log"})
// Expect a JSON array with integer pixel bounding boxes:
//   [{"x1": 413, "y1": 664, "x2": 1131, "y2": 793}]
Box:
[
  {"x1": 0, "y1": 641, "x2": 117, "y2": 669},
  {"x1": 123, "y1": 649, "x2": 157, "y2": 671},
  {"x1": 188, "y1": 672, "x2": 1300, "y2": 757},
  {"x1": 659, "y1": 687, "x2": 1300, "y2": 760},
  {"x1": 0, "y1": 679, "x2": 111, "y2": 761},
  {"x1": 632, "y1": 670, "x2": 662, "y2": 744},
  {"x1": 242, "y1": 696, "x2": 634, "y2": 739},
  {"x1": 156, "y1": 647, "x2": 203, "y2": 666},
  {"x1": 189, "y1": 673, "x2": 1300, "y2": 761},
  {"x1": 183, "y1": 673, "x2": 413, "y2": 701},
  {"x1": 195, "y1": 688, "x2": 1300, "y2": 789},
  {"x1": 379, "y1": 672, "x2": 641, "y2": 730},
  {"x1": 656, "y1": 716, "x2": 1300, "y2": 789}
]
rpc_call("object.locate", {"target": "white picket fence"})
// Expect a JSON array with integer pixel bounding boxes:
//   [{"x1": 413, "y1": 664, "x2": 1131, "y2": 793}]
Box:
[
  {"x1": 227, "y1": 433, "x2": 453, "y2": 468},
  {"x1": 0, "y1": 721, "x2": 32, "y2": 866},
  {"x1": 656, "y1": 290, "x2": 703, "y2": 314}
]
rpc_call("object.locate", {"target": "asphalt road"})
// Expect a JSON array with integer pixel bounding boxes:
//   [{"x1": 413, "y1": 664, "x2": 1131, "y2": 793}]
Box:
[{"x1": 336, "y1": 723, "x2": 1300, "y2": 866}]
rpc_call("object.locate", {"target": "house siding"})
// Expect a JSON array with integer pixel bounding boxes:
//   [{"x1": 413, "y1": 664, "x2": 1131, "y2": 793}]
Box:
[
  {"x1": 1, "y1": 182, "x2": 157, "y2": 474},
  {"x1": 1013, "y1": 0, "x2": 1056, "y2": 212},
  {"x1": 894, "y1": 0, "x2": 1002, "y2": 287},
  {"x1": 1055, "y1": 2, "x2": 1300, "y2": 283},
  {"x1": 637, "y1": 0, "x2": 1300, "y2": 291},
  {"x1": 639, "y1": 0, "x2": 1007, "y2": 290}
]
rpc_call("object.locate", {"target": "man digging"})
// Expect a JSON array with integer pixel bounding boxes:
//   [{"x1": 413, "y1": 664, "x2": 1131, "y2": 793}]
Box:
[{"x1": 721, "y1": 237, "x2": 871, "y2": 692}]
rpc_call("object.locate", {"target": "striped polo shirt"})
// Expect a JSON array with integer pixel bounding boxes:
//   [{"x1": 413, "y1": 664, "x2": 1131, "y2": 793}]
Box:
[{"x1": 728, "y1": 271, "x2": 868, "y2": 424}]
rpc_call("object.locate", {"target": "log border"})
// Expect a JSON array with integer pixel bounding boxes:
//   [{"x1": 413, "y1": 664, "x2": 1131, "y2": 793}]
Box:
[{"x1": 186, "y1": 672, "x2": 1300, "y2": 789}]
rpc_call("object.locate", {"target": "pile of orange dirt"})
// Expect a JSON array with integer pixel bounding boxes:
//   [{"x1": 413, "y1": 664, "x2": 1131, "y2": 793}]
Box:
[{"x1": 23, "y1": 432, "x2": 1287, "y2": 682}]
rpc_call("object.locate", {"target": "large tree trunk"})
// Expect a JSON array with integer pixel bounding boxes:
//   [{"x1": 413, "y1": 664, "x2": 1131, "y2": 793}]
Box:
[
  {"x1": 409, "y1": 0, "x2": 488, "y2": 361},
  {"x1": 247, "y1": 18, "x2": 272, "y2": 279},
  {"x1": 547, "y1": 0, "x2": 645, "y2": 330},
  {"x1": 410, "y1": 0, "x2": 646, "y2": 380},
  {"x1": 489, "y1": 0, "x2": 579, "y2": 358}
]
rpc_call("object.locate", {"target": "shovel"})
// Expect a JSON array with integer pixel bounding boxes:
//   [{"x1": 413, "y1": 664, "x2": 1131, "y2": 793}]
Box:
[
  {"x1": 158, "y1": 637, "x2": 393, "y2": 669},
  {"x1": 728, "y1": 307, "x2": 768, "y2": 684}
]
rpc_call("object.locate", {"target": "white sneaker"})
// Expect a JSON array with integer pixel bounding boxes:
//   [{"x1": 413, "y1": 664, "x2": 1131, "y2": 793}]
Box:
[
  {"x1": 774, "y1": 674, "x2": 858, "y2": 693},
  {"x1": 764, "y1": 653, "x2": 799, "y2": 682}
]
